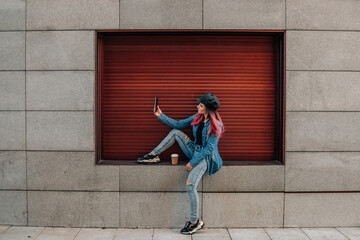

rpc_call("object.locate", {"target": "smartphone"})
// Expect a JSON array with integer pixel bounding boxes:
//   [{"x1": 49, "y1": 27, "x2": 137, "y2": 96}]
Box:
[{"x1": 154, "y1": 97, "x2": 158, "y2": 113}]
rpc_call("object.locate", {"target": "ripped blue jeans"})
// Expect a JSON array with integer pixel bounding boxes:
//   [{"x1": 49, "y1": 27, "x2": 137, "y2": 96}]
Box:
[{"x1": 151, "y1": 129, "x2": 208, "y2": 221}]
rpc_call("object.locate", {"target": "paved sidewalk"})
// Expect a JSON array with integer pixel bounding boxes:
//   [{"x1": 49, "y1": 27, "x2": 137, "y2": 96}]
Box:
[{"x1": 1, "y1": 225, "x2": 360, "y2": 239}]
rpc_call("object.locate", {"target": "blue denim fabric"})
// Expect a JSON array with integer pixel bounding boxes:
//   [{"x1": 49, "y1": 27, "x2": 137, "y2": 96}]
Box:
[
  {"x1": 151, "y1": 129, "x2": 207, "y2": 221},
  {"x1": 151, "y1": 129, "x2": 194, "y2": 159},
  {"x1": 157, "y1": 112, "x2": 223, "y2": 176},
  {"x1": 186, "y1": 146, "x2": 207, "y2": 221}
]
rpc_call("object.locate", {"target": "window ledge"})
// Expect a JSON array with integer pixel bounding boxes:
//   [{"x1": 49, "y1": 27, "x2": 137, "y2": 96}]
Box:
[{"x1": 97, "y1": 160, "x2": 283, "y2": 166}]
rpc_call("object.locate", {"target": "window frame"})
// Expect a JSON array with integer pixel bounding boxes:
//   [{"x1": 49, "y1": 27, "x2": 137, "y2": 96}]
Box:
[{"x1": 95, "y1": 29, "x2": 285, "y2": 166}]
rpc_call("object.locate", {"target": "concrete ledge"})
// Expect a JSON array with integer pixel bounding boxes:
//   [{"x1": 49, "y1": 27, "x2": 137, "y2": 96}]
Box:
[
  {"x1": 28, "y1": 191, "x2": 119, "y2": 228},
  {"x1": 285, "y1": 152, "x2": 360, "y2": 192},
  {"x1": 27, "y1": 152, "x2": 119, "y2": 191},
  {"x1": 120, "y1": 192, "x2": 201, "y2": 228},
  {"x1": 284, "y1": 193, "x2": 360, "y2": 227},
  {"x1": 203, "y1": 193, "x2": 284, "y2": 227},
  {"x1": 0, "y1": 190, "x2": 27, "y2": 225},
  {"x1": 119, "y1": 164, "x2": 284, "y2": 192},
  {"x1": 120, "y1": 164, "x2": 199, "y2": 192},
  {"x1": 203, "y1": 165, "x2": 284, "y2": 192}
]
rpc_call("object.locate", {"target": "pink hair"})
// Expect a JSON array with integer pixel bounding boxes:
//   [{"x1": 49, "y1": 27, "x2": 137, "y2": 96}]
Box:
[{"x1": 191, "y1": 111, "x2": 225, "y2": 138}]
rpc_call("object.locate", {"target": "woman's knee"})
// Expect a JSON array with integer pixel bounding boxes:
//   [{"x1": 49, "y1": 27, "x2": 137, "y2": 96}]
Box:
[
  {"x1": 170, "y1": 129, "x2": 182, "y2": 135},
  {"x1": 186, "y1": 181, "x2": 194, "y2": 192},
  {"x1": 171, "y1": 129, "x2": 190, "y2": 142}
]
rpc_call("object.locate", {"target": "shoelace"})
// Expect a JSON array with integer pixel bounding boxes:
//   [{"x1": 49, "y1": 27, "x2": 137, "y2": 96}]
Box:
[
  {"x1": 189, "y1": 221, "x2": 198, "y2": 228},
  {"x1": 143, "y1": 154, "x2": 154, "y2": 160},
  {"x1": 184, "y1": 221, "x2": 192, "y2": 228}
]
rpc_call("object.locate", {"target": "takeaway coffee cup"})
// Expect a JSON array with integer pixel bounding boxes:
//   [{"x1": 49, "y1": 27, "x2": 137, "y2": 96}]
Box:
[{"x1": 171, "y1": 154, "x2": 179, "y2": 165}]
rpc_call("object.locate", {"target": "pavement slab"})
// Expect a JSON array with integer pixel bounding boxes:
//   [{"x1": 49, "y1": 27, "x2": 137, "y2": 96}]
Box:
[
  {"x1": 0, "y1": 226, "x2": 360, "y2": 239},
  {"x1": 113, "y1": 228, "x2": 153, "y2": 240},
  {"x1": 228, "y1": 228, "x2": 271, "y2": 240},
  {"x1": 336, "y1": 227, "x2": 360, "y2": 240},
  {"x1": 264, "y1": 227, "x2": 310, "y2": 240},
  {"x1": 0, "y1": 226, "x2": 10, "y2": 234},
  {"x1": 191, "y1": 228, "x2": 231, "y2": 240},
  {"x1": 73, "y1": 228, "x2": 117, "y2": 240},
  {"x1": 301, "y1": 228, "x2": 350, "y2": 240},
  {"x1": 0, "y1": 226, "x2": 44, "y2": 240},
  {"x1": 153, "y1": 228, "x2": 191, "y2": 240},
  {"x1": 35, "y1": 227, "x2": 81, "y2": 240}
]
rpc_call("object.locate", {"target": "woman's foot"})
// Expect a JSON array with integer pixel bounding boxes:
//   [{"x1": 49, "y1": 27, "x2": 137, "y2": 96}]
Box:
[
  {"x1": 136, "y1": 153, "x2": 160, "y2": 164},
  {"x1": 180, "y1": 219, "x2": 204, "y2": 235}
]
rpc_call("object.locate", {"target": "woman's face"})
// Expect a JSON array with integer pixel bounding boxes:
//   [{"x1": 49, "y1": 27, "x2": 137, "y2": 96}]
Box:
[{"x1": 197, "y1": 103, "x2": 208, "y2": 115}]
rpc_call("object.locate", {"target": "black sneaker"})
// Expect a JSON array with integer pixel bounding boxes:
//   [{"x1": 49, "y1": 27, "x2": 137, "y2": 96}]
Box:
[
  {"x1": 136, "y1": 153, "x2": 160, "y2": 164},
  {"x1": 180, "y1": 220, "x2": 204, "y2": 235}
]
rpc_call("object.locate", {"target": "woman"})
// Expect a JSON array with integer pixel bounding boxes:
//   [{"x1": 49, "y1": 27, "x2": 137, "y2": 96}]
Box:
[{"x1": 136, "y1": 93, "x2": 225, "y2": 235}]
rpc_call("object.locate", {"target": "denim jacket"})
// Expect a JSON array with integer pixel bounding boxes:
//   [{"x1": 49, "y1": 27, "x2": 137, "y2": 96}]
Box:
[{"x1": 157, "y1": 112, "x2": 223, "y2": 176}]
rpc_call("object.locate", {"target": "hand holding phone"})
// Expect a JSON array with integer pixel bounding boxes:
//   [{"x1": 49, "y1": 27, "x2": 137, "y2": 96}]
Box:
[
  {"x1": 154, "y1": 106, "x2": 162, "y2": 117},
  {"x1": 154, "y1": 97, "x2": 162, "y2": 117},
  {"x1": 154, "y1": 97, "x2": 158, "y2": 113}
]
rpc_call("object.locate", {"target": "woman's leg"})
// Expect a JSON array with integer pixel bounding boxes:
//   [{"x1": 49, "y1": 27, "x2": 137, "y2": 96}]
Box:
[
  {"x1": 150, "y1": 129, "x2": 194, "y2": 159},
  {"x1": 186, "y1": 158, "x2": 207, "y2": 222}
]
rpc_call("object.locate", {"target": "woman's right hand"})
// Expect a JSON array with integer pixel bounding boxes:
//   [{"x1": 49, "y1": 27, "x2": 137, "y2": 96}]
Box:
[{"x1": 154, "y1": 106, "x2": 162, "y2": 117}]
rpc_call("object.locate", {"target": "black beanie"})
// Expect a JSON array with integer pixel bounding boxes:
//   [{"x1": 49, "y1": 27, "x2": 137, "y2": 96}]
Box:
[{"x1": 196, "y1": 93, "x2": 220, "y2": 112}]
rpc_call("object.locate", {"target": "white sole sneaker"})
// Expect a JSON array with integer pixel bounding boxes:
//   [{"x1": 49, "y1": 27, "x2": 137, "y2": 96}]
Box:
[
  {"x1": 136, "y1": 156, "x2": 160, "y2": 164},
  {"x1": 182, "y1": 220, "x2": 205, "y2": 235}
]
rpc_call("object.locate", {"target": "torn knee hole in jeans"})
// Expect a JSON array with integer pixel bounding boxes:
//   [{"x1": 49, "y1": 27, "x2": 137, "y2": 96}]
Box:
[{"x1": 186, "y1": 180, "x2": 193, "y2": 185}]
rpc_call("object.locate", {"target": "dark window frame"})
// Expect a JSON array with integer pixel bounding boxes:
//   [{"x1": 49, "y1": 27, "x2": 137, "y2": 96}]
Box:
[{"x1": 95, "y1": 30, "x2": 285, "y2": 166}]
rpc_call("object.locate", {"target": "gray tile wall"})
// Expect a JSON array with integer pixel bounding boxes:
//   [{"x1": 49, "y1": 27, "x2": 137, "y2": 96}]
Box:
[
  {"x1": 0, "y1": 0, "x2": 358, "y2": 228},
  {"x1": 26, "y1": 0, "x2": 119, "y2": 30},
  {"x1": 0, "y1": 32, "x2": 25, "y2": 70},
  {"x1": 284, "y1": 193, "x2": 360, "y2": 227},
  {"x1": 283, "y1": 0, "x2": 360, "y2": 227}
]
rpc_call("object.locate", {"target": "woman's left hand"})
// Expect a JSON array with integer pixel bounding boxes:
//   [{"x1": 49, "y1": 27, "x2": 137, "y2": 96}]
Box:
[{"x1": 185, "y1": 162, "x2": 193, "y2": 172}]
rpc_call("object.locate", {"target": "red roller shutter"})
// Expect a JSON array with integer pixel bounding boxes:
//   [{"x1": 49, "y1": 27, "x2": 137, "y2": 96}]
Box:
[{"x1": 97, "y1": 31, "x2": 283, "y2": 163}]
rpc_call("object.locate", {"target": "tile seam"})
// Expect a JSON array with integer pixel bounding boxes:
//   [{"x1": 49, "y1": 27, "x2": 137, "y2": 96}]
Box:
[
  {"x1": 202, "y1": 0, "x2": 204, "y2": 29},
  {"x1": 299, "y1": 228, "x2": 313, "y2": 240},
  {"x1": 226, "y1": 228, "x2": 233, "y2": 240},
  {"x1": 1, "y1": 29, "x2": 360, "y2": 32},
  {"x1": 4, "y1": 190, "x2": 360, "y2": 193},
  {"x1": 33, "y1": 227, "x2": 46, "y2": 240},
  {"x1": 72, "y1": 228, "x2": 82, "y2": 240},
  {"x1": 25, "y1": 0, "x2": 28, "y2": 226},
  {"x1": 335, "y1": 227, "x2": 352, "y2": 240},
  {"x1": 283, "y1": 155, "x2": 286, "y2": 226},
  {"x1": 263, "y1": 228, "x2": 273, "y2": 240},
  {"x1": 285, "y1": 0, "x2": 286, "y2": 30}
]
